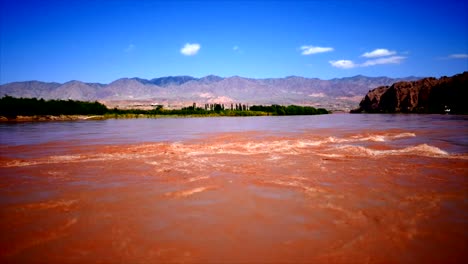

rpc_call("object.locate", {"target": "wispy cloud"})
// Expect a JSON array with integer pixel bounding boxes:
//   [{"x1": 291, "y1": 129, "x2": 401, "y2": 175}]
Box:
[
  {"x1": 330, "y1": 47, "x2": 406, "y2": 69},
  {"x1": 232, "y1": 45, "x2": 243, "y2": 54},
  {"x1": 180, "y1": 43, "x2": 201, "y2": 56},
  {"x1": 124, "y1": 44, "x2": 135, "y2": 53},
  {"x1": 330, "y1": 56, "x2": 406, "y2": 69},
  {"x1": 329, "y1": 60, "x2": 358, "y2": 69},
  {"x1": 361, "y1": 56, "x2": 406, "y2": 66},
  {"x1": 361, "y1": 48, "x2": 396, "y2": 58},
  {"x1": 448, "y1": 53, "x2": 468, "y2": 59},
  {"x1": 301, "y1": 45, "x2": 334, "y2": 55}
]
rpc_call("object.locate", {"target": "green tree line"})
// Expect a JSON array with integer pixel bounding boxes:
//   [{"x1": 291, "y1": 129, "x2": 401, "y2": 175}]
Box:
[
  {"x1": 249, "y1": 104, "x2": 328, "y2": 115},
  {"x1": 0, "y1": 96, "x2": 329, "y2": 117},
  {"x1": 0, "y1": 95, "x2": 108, "y2": 116}
]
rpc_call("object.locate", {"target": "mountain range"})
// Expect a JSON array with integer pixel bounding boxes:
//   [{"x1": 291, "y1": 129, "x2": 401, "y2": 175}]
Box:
[{"x1": 0, "y1": 75, "x2": 422, "y2": 111}]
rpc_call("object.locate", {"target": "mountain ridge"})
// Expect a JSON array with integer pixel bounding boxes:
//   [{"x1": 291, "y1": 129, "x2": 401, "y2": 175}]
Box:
[{"x1": 0, "y1": 75, "x2": 423, "y2": 111}]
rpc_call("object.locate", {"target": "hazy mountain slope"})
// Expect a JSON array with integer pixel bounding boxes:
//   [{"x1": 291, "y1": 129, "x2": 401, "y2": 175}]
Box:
[
  {"x1": 149, "y1": 76, "x2": 198, "y2": 87},
  {"x1": 0, "y1": 81, "x2": 61, "y2": 99},
  {"x1": 0, "y1": 75, "x2": 422, "y2": 110},
  {"x1": 48, "y1": 81, "x2": 98, "y2": 100},
  {"x1": 97, "y1": 78, "x2": 159, "y2": 100}
]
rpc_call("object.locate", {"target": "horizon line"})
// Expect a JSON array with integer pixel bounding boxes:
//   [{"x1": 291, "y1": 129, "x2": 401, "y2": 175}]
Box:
[{"x1": 0, "y1": 73, "x2": 430, "y2": 85}]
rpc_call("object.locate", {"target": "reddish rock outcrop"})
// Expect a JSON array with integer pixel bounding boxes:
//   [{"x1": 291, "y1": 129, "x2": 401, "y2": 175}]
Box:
[{"x1": 351, "y1": 72, "x2": 468, "y2": 114}]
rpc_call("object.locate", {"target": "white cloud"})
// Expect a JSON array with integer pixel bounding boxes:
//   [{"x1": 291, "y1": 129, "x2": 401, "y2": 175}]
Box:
[
  {"x1": 329, "y1": 60, "x2": 358, "y2": 69},
  {"x1": 180, "y1": 43, "x2": 201, "y2": 56},
  {"x1": 361, "y1": 48, "x2": 396, "y2": 58},
  {"x1": 330, "y1": 56, "x2": 405, "y2": 69},
  {"x1": 232, "y1": 45, "x2": 243, "y2": 53},
  {"x1": 199, "y1": 92, "x2": 214, "y2": 98},
  {"x1": 301, "y1": 45, "x2": 334, "y2": 55},
  {"x1": 361, "y1": 56, "x2": 406, "y2": 66},
  {"x1": 124, "y1": 44, "x2": 135, "y2": 53},
  {"x1": 449, "y1": 54, "x2": 468, "y2": 59},
  {"x1": 308, "y1": 93, "x2": 326, "y2": 98}
]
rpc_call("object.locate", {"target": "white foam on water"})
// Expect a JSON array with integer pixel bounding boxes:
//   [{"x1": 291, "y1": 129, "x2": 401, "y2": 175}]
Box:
[
  {"x1": 5, "y1": 131, "x2": 463, "y2": 169},
  {"x1": 296, "y1": 140, "x2": 327, "y2": 147},
  {"x1": 186, "y1": 176, "x2": 210, "y2": 182},
  {"x1": 267, "y1": 155, "x2": 282, "y2": 161},
  {"x1": 23, "y1": 199, "x2": 79, "y2": 210},
  {"x1": 335, "y1": 144, "x2": 453, "y2": 158},
  {"x1": 322, "y1": 137, "x2": 347, "y2": 144},
  {"x1": 357, "y1": 135, "x2": 386, "y2": 142},
  {"x1": 2, "y1": 160, "x2": 40, "y2": 167},
  {"x1": 50, "y1": 155, "x2": 81, "y2": 161},
  {"x1": 400, "y1": 144, "x2": 449, "y2": 156},
  {"x1": 2, "y1": 151, "x2": 165, "y2": 167},
  {"x1": 265, "y1": 179, "x2": 328, "y2": 198},
  {"x1": 185, "y1": 141, "x2": 294, "y2": 156},
  {"x1": 391, "y1": 132, "x2": 417, "y2": 139},
  {"x1": 165, "y1": 185, "x2": 217, "y2": 198},
  {"x1": 167, "y1": 138, "x2": 337, "y2": 157},
  {"x1": 317, "y1": 153, "x2": 345, "y2": 158},
  {"x1": 350, "y1": 132, "x2": 416, "y2": 142}
]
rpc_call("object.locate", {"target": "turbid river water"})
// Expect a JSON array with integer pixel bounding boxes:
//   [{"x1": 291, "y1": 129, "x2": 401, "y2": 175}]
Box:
[{"x1": 0, "y1": 114, "x2": 467, "y2": 263}]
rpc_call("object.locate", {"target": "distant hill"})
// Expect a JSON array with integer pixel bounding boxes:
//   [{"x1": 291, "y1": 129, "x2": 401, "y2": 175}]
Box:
[
  {"x1": 351, "y1": 72, "x2": 468, "y2": 114},
  {"x1": 0, "y1": 75, "x2": 422, "y2": 111}
]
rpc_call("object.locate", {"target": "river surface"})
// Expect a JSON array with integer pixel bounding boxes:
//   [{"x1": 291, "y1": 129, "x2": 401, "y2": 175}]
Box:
[{"x1": 0, "y1": 114, "x2": 467, "y2": 263}]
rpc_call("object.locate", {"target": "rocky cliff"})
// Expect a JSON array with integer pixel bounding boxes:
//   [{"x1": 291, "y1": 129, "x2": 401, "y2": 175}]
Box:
[{"x1": 351, "y1": 72, "x2": 468, "y2": 114}]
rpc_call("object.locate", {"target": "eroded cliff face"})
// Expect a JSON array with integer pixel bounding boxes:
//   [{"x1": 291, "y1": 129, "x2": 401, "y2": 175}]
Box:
[{"x1": 352, "y1": 72, "x2": 468, "y2": 114}]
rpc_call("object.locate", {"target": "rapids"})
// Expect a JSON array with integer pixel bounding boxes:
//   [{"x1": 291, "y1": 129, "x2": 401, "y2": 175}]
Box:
[{"x1": 1, "y1": 114, "x2": 467, "y2": 263}]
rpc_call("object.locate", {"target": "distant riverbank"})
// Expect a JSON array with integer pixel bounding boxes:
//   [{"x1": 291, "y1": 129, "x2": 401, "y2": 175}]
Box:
[
  {"x1": 0, "y1": 96, "x2": 329, "y2": 122},
  {"x1": 0, "y1": 112, "x2": 270, "y2": 122},
  {"x1": 0, "y1": 115, "x2": 106, "y2": 122}
]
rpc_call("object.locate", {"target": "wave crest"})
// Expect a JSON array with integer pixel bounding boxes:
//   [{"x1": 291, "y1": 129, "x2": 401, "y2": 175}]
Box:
[{"x1": 336, "y1": 144, "x2": 451, "y2": 158}]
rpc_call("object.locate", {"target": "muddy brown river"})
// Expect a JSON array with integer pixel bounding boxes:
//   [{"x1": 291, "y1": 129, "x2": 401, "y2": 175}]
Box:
[{"x1": 0, "y1": 114, "x2": 467, "y2": 263}]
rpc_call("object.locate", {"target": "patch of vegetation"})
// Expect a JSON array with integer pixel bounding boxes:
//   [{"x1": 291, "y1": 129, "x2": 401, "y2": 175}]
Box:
[
  {"x1": 0, "y1": 95, "x2": 108, "y2": 117},
  {"x1": 0, "y1": 96, "x2": 329, "y2": 119},
  {"x1": 250, "y1": 104, "x2": 329, "y2": 115}
]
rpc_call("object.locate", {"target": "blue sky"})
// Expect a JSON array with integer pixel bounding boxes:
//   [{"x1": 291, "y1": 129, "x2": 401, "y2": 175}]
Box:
[{"x1": 1, "y1": 0, "x2": 467, "y2": 84}]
